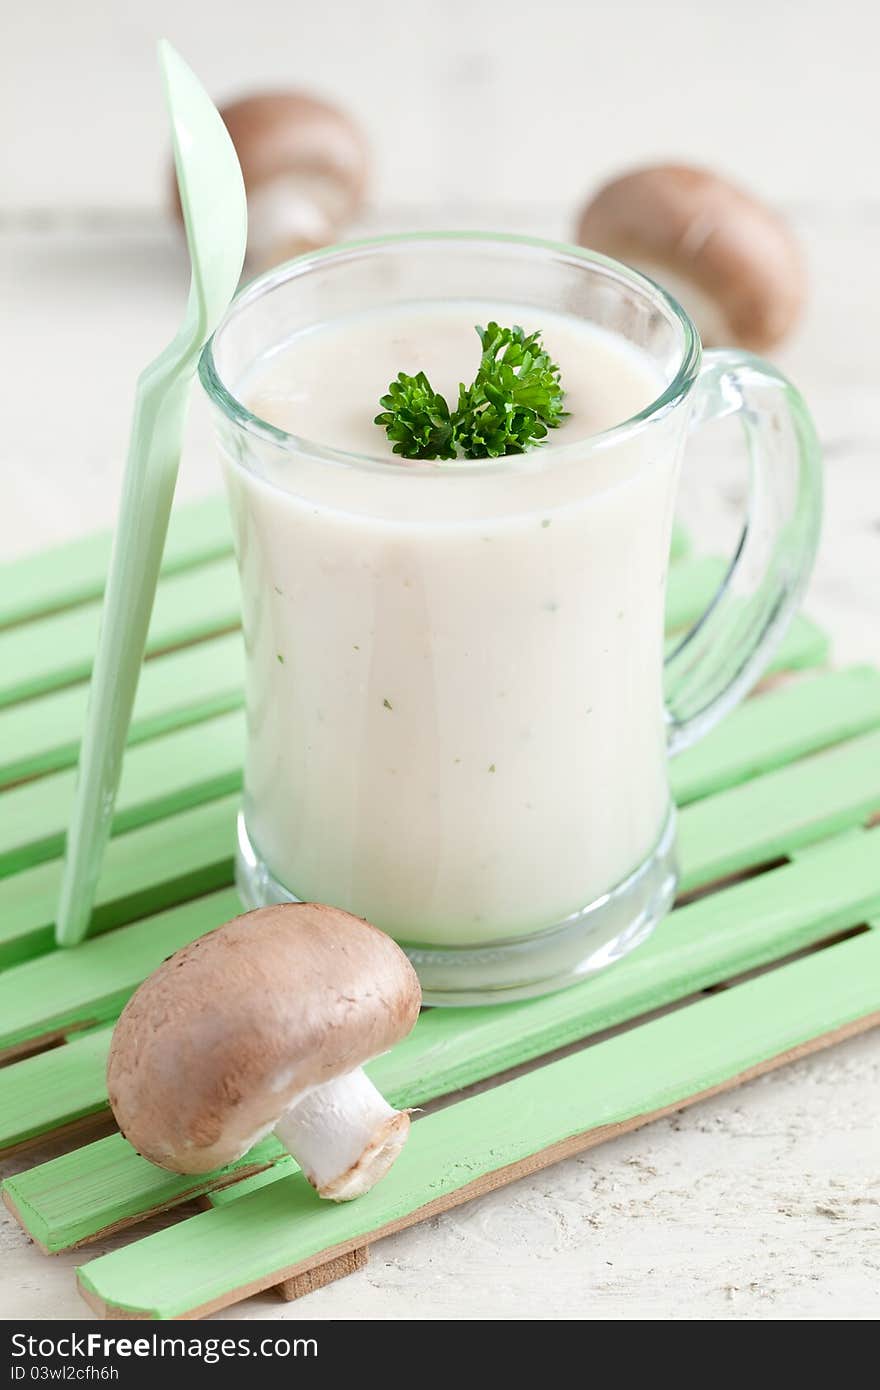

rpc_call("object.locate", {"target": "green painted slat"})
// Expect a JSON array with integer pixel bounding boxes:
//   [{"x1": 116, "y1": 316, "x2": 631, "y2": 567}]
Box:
[
  {"x1": 672, "y1": 667, "x2": 880, "y2": 805},
  {"x1": 206, "y1": 1160, "x2": 291, "y2": 1206},
  {"x1": 0, "y1": 1027, "x2": 114, "y2": 1152},
  {"x1": 663, "y1": 610, "x2": 829, "y2": 677},
  {"x1": 0, "y1": 889, "x2": 240, "y2": 1058},
  {"x1": 664, "y1": 555, "x2": 822, "y2": 674},
  {"x1": 678, "y1": 728, "x2": 880, "y2": 891},
  {"x1": 664, "y1": 556, "x2": 726, "y2": 632},
  {"x1": 0, "y1": 633, "x2": 244, "y2": 789},
  {"x1": 767, "y1": 614, "x2": 830, "y2": 674},
  {"x1": 2, "y1": 1135, "x2": 281, "y2": 1253},
  {"x1": 0, "y1": 710, "x2": 243, "y2": 878},
  {"x1": 669, "y1": 520, "x2": 691, "y2": 562},
  {"x1": 0, "y1": 556, "x2": 240, "y2": 711},
  {"x1": 8, "y1": 828, "x2": 879, "y2": 1239},
  {"x1": 0, "y1": 796, "x2": 237, "y2": 970},
  {"x1": 75, "y1": 930, "x2": 880, "y2": 1320},
  {"x1": 0, "y1": 497, "x2": 232, "y2": 631}
]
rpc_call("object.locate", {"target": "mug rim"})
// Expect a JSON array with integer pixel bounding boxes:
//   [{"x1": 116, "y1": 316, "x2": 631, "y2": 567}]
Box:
[{"x1": 198, "y1": 229, "x2": 702, "y2": 477}]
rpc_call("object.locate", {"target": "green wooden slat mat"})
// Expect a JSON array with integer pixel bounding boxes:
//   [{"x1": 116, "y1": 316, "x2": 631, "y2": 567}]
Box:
[
  {"x1": 5, "y1": 826, "x2": 880, "y2": 1250},
  {"x1": 73, "y1": 932, "x2": 880, "y2": 1320},
  {"x1": 1, "y1": 502, "x2": 877, "y2": 1320}
]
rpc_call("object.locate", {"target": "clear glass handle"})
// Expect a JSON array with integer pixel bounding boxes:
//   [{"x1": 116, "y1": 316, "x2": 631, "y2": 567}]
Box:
[{"x1": 665, "y1": 348, "x2": 822, "y2": 755}]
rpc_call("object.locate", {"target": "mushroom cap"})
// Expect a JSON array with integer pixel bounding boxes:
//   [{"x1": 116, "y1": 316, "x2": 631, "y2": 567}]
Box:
[
  {"x1": 222, "y1": 91, "x2": 367, "y2": 208},
  {"x1": 576, "y1": 164, "x2": 805, "y2": 350},
  {"x1": 107, "y1": 904, "x2": 421, "y2": 1174}
]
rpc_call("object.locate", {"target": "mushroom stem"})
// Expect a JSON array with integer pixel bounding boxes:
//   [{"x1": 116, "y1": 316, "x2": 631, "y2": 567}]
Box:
[
  {"x1": 274, "y1": 1068, "x2": 410, "y2": 1201},
  {"x1": 246, "y1": 173, "x2": 340, "y2": 269}
]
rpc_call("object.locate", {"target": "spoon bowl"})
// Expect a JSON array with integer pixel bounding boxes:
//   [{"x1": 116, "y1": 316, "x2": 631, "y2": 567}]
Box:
[{"x1": 161, "y1": 39, "x2": 247, "y2": 348}]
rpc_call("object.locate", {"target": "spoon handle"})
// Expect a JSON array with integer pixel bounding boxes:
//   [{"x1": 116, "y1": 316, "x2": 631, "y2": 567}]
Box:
[{"x1": 55, "y1": 362, "x2": 191, "y2": 947}]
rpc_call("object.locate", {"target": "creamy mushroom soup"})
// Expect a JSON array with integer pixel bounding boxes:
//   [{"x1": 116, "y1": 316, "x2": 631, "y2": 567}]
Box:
[{"x1": 223, "y1": 301, "x2": 675, "y2": 945}]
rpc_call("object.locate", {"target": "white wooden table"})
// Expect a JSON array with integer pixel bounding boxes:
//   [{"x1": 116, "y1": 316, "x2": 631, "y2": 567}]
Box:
[{"x1": 2, "y1": 0, "x2": 879, "y2": 1322}]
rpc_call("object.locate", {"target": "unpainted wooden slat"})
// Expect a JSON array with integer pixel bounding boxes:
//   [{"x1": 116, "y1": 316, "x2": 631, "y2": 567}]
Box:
[
  {"x1": 0, "y1": 711, "x2": 243, "y2": 878},
  {"x1": 6, "y1": 827, "x2": 879, "y2": 1243},
  {"x1": 0, "y1": 795, "x2": 237, "y2": 970},
  {"x1": 0, "y1": 497, "x2": 232, "y2": 631},
  {"x1": 0, "y1": 556, "x2": 240, "y2": 711},
  {"x1": 274, "y1": 1247, "x2": 369, "y2": 1301},
  {"x1": 74, "y1": 930, "x2": 880, "y2": 1320},
  {"x1": 0, "y1": 633, "x2": 244, "y2": 788}
]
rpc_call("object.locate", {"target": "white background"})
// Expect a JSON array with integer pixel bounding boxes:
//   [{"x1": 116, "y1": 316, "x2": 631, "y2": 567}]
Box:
[
  {"x1": 1, "y1": 0, "x2": 879, "y2": 1322},
  {"x1": 4, "y1": 0, "x2": 880, "y2": 213}
]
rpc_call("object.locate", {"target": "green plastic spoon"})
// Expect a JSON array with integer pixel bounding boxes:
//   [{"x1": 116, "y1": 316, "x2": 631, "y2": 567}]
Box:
[{"x1": 55, "y1": 41, "x2": 247, "y2": 947}]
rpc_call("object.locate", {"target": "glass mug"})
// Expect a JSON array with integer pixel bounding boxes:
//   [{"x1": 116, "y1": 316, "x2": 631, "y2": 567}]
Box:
[{"x1": 199, "y1": 232, "x2": 821, "y2": 1004}]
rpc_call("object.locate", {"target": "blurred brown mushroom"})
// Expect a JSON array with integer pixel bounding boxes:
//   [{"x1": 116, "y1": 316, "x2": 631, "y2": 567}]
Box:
[
  {"x1": 576, "y1": 164, "x2": 806, "y2": 351},
  {"x1": 172, "y1": 91, "x2": 369, "y2": 270}
]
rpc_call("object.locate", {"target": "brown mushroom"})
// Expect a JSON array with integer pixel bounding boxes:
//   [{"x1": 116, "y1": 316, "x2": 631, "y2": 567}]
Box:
[
  {"x1": 171, "y1": 91, "x2": 369, "y2": 271},
  {"x1": 575, "y1": 165, "x2": 805, "y2": 350},
  {"x1": 107, "y1": 903, "x2": 421, "y2": 1201}
]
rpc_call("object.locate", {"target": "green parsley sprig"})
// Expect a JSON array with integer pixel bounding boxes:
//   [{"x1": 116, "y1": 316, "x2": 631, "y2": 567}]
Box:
[
  {"x1": 374, "y1": 323, "x2": 567, "y2": 461},
  {"x1": 374, "y1": 370, "x2": 456, "y2": 461}
]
